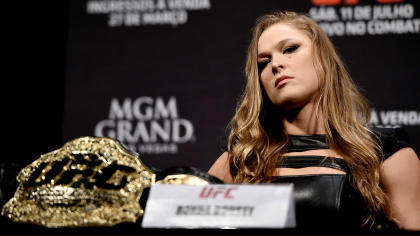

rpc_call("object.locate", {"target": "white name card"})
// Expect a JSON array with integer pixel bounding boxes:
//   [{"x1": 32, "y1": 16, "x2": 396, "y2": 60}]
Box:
[{"x1": 141, "y1": 184, "x2": 295, "y2": 229}]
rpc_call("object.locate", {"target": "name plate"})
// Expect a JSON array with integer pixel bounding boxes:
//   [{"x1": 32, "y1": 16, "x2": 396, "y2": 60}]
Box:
[{"x1": 141, "y1": 184, "x2": 295, "y2": 229}]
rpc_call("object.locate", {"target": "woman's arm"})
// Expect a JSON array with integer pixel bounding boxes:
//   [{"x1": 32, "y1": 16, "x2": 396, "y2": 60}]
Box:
[
  {"x1": 208, "y1": 152, "x2": 234, "y2": 183},
  {"x1": 381, "y1": 147, "x2": 420, "y2": 230}
]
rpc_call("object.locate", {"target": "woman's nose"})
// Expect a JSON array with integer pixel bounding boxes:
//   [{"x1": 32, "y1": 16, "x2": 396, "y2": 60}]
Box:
[{"x1": 271, "y1": 56, "x2": 284, "y2": 74}]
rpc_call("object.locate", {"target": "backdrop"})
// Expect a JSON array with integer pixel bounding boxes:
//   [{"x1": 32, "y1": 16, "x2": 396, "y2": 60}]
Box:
[{"x1": 62, "y1": 0, "x2": 420, "y2": 172}]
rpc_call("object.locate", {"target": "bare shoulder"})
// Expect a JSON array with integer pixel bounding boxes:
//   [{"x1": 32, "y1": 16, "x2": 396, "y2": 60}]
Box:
[
  {"x1": 381, "y1": 147, "x2": 420, "y2": 184},
  {"x1": 208, "y1": 152, "x2": 233, "y2": 183},
  {"x1": 381, "y1": 147, "x2": 420, "y2": 230}
]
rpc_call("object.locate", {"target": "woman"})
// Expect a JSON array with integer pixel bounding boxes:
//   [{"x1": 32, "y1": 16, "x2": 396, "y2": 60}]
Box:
[{"x1": 208, "y1": 11, "x2": 420, "y2": 231}]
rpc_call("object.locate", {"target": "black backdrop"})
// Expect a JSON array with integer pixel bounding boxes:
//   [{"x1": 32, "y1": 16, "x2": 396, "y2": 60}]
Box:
[
  {"x1": 5, "y1": 0, "x2": 420, "y2": 172},
  {"x1": 5, "y1": 1, "x2": 68, "y2": 164},
  {"x1": 62, "y1": 0, "x2": 420, "y2": 171}
]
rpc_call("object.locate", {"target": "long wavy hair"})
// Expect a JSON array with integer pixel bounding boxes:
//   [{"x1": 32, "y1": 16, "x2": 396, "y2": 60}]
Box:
[{"x1": 227, "y1": 11, "x2": 388, "y2": 227}]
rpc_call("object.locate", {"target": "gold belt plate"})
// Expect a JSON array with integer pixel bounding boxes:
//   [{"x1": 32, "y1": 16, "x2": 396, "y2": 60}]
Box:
[{"x1": 2, "y1": 136, "x2": 155, "y2": 227}]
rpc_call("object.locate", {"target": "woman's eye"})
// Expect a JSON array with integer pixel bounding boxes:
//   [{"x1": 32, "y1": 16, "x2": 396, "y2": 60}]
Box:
[
  {"x1": 283, "y1": 45, "x2": 298, "y2": 54},
  {"x1": 257, "y1": 60, "x2": 270, "y2": 71}
]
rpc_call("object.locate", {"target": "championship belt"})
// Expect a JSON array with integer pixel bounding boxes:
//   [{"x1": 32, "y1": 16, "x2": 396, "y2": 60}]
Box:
[{"x1": 1, "y1": 136, "x2": 221, "y2": 228}]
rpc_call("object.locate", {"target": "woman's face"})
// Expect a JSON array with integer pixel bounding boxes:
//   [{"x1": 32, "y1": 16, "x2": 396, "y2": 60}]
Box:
[{"x1": 257, "y1": 23, "x2": 320, "y2": 110}]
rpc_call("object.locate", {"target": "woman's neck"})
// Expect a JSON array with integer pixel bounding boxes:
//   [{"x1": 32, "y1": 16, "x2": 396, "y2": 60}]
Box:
[{"x1": 282, "y1": 102, "x2": 325, "y2": 135}]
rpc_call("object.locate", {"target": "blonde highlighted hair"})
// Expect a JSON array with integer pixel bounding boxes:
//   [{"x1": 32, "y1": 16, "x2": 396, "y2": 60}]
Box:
[{"x1": 227, "y1": 11, "x2": 388, "y2": 227}]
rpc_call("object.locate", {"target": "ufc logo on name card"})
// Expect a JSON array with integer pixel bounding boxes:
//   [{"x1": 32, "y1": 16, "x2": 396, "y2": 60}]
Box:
[
  {"x1": 142, "y1": 184, "x2": 295, "y2": 228},
  {"x1": 198, "y1": 186, "x2": 238, "y2": 199}
]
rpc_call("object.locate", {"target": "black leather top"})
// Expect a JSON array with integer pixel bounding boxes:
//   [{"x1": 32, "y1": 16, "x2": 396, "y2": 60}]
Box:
[{"x1": 272, "y1": 126, "x2": 413, "y2": 232}]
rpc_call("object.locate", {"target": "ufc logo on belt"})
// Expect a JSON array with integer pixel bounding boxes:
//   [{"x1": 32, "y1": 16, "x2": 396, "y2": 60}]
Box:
[{"x1": 23, "y1": 153, "x2": 136, "y2": 190}]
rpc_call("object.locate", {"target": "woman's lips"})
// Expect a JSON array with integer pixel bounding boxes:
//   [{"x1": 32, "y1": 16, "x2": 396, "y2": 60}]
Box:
[{"x1": 275, "y1": 75, "x2": 293, "y2": 88}]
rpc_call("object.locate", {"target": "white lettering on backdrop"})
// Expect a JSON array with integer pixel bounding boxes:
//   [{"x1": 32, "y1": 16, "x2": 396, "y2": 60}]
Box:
[
  {"x1": 95, "y1": 97, "x2": 195, "y2": 154},
  {"x1": 309, "y1": 3, "x2": 420, "y2": 36}
]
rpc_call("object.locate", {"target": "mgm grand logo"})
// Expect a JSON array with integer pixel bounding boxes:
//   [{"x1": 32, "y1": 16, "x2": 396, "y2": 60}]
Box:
[
  {"x1": 1, "y1": 137, "x2": 155, "y2": 227},
  {"x1": 95, "y1": 96, "x2": 195, "y2": 154}
]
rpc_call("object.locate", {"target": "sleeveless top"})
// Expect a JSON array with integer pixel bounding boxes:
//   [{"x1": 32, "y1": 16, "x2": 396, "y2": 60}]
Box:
[{"x1": 272, "y1": 127, "x2": 413, "y2": 232}]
